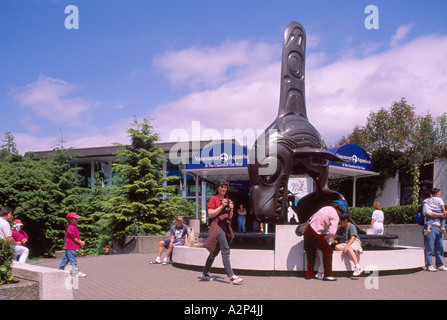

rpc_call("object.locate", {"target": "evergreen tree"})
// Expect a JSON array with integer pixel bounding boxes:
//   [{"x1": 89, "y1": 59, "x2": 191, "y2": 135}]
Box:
[
  {"x1": 103, "y1": 117, "x2": 180, "y2": 242},
  {"x1": 0, "y1": 132, "x2": 18, "y2": 160},
  {"x1": 0, "y1": 149, "x2": 95, "y2": 257}
]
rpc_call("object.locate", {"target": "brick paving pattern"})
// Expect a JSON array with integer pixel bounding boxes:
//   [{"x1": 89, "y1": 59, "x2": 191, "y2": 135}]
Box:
[{"x1": 35, "y1": 253, "x2": 447, "y2": 300}]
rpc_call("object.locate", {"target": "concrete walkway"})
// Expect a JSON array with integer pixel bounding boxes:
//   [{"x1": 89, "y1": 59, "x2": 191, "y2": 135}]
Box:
[{"x1": 34, "y1": 253, "x2": 447, "y2": 300}]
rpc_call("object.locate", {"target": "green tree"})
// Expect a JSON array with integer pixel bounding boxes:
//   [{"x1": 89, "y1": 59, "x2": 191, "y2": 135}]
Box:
[
  {"x1": 0, "y1": 149, "x2": 96, "y2": 257},
  {"x1": 102, "y1": 117, "x2": 181, "y2": 242},
  {"x1": 336, "y1": 98, "x2": 445, "y2": 206},
  {"x1": 0, "y1": 131, "x2": 18, "y2": 160}
]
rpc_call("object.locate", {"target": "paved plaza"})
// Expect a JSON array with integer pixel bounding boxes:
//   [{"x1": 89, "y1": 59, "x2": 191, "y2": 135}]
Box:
[{"x1": 35, "y1": 253, "x2": 447, "y2": 301}]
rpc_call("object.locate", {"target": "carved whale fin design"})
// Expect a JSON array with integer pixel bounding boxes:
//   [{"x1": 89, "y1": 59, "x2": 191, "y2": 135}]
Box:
[{"x1": 278, "y1": 21, "x2": 307, "y2": 119}]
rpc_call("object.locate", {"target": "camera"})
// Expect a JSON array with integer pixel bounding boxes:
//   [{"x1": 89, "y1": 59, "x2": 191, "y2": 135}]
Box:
[{"x1": 224, "y1": 199, "x2": 232, "y2": 211}]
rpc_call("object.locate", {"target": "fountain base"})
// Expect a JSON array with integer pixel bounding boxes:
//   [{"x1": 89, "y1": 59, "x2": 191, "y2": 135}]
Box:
[{"x1": 174, "y1": 225, "x2": 424, "y2": 273}]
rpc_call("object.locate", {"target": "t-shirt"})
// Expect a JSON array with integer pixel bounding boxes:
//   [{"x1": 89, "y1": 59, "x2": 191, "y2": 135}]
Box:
[
  {"x1": 12, "y1": 230, "x2": 28, "y2": 245},
  {"x1": 208, "y1": 195, "x2": 231, "y2": 218},
  {"x1": 65, "y1": 224, "x2": 81, "y2": 250},
  {"x1": 0, "y1": 217, "x2": 12, "y2": 240},
  {"x1": 170, "y1": 224, "x2": 189, "y2": 245},
  {"x1": 337, "y1": 223, "x2": 359, "y2": 242},
  {"x1": 424, "y1": 197, "x2": 445, "y2": 212},
  {"x1": 309, "y1": 206, "x2": 339, "y2": 237},
  {"x1": 208, "y1": 195, "x2": 223, "y2": 210},
  {"x1": 371, "y1": 210, "x2": 384, "y2": 223}
]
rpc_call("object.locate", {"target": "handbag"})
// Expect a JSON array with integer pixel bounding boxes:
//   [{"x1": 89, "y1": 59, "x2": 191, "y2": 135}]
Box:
[{"x1": 295, "y1": 214, "x2": 316, "y2": 236}]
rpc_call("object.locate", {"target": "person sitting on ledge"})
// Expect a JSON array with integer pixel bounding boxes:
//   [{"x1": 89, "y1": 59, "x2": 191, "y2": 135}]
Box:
[
  {"x1": 150, "y1": 216, "x2": 190, "y2": 265},
  {"x1": 334, "y1": 213, "x2": 363, "y2": 277}
]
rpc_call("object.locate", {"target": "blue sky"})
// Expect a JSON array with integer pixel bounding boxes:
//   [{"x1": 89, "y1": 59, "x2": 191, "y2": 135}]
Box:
[{"x1": 1, "y1": 0, "x2": 447, "y2": 154}]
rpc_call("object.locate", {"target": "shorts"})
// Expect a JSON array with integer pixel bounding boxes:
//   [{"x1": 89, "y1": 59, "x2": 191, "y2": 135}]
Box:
[
  {"x1": 337, "y1": 238, "x2": 362, "y2": 254},
  {"x1": 163, "y1": 239, "x2": 184, "y2": 248}
]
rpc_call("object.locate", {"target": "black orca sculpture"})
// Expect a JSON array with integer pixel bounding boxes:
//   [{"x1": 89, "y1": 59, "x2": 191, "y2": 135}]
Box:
[{"x1": 248, "y1": 21, "x2": 349, "y2": 224}]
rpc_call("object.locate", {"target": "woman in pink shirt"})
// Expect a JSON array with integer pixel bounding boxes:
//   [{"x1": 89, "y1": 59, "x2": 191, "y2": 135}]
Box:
[
  {"x1": 58, "y1": 212, "x2": 86, "y2": 277},
  {"x1": 303, "y1": 200, "x2": 346, "y2": 281}
]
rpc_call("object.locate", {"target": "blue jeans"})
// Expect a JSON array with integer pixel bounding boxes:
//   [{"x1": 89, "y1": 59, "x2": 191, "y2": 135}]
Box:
[
  {"x1": 423, "y1": 226, "x2": 444, "y2": 268},
  {"x1": 202, "y1": 228, "x2": 234, "y2": 277},
  {"x1": 425, "y1": 209, "x2": 445, "y2": 228},
  {"x1": 237, "y1": 215, "x2": 246, "y2": 232},
  {"x1": 58, "y1": 250, "x2": 79, "y2": 273}
]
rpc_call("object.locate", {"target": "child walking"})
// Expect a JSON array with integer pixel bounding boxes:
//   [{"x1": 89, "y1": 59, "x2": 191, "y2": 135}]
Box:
[{"x1": 58, "y1": 212, "x2": 86, "y2": 277}]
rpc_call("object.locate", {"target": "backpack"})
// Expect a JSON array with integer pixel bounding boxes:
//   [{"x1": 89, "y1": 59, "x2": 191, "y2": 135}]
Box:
[{"x1": 415, "y1": 201, "x2": 425, "y2": 226}]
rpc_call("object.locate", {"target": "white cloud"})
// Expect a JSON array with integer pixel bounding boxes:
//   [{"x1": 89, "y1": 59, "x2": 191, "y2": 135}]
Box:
[
  {"x1": 15, "y1": 28, "x2": 447, "y2": 155},
  {"x1": 13, "y1": 75, "x2": 95, "y2": 126},
  {"x1": 153, "y1": 40, "x2": 279, "y2": 90},
  {"x1": 150, "y1": 32, "x2": 447, "y2": 148},
  {"x1": 306, "y1": 33, "x2": 447, "y2": 145},
  {"x1": 390, "y1": 23, "x2": 413, "y2": 47},
  {"x1": 14, "y1": 118, "x2": 131, "y2": 155},
  {"x1": 14, "y1": 133, "x2": 60, "y2": 155}
]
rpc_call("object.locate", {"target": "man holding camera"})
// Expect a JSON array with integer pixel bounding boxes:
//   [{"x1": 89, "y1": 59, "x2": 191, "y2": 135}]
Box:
[{"x1": 201, "y1": 180, "x2": 243, "y2": 284}]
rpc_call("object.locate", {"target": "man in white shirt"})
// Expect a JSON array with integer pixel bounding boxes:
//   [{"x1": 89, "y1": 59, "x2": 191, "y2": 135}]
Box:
[{"x1": 0, "y1": 207, "x2": 29, "y2": 263}]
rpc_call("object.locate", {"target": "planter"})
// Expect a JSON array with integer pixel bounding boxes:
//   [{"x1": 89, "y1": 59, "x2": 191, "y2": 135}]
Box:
[{"x1": 0, "y1": 278, "x2": 39, "y2": 300}]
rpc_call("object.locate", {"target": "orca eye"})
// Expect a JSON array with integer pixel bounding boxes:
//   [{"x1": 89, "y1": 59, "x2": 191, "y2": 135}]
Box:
[
  {"x1": 311, "y1": 156, "x2": 328, "y2": 167},
  {"x1": 260, "y1": 158, "x2": 282, "y2": 184}
]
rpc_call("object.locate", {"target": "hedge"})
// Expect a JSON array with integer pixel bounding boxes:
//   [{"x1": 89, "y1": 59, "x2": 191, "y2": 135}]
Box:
[
  {"x1": 349, "y1": 204, "x2": 419, "y2": 225},
  {"x1": 0, "y1": 239, "x2": 14, "y2": 285}
]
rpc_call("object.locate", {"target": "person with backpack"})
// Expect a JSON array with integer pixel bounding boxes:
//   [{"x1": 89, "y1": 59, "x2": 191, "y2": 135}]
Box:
[
  {"x1": 423, "y1": 188, "x2": 446, "y2": 236},
  {"x1": 422, "y1": 189, "x2": 447, "y2": 272}
]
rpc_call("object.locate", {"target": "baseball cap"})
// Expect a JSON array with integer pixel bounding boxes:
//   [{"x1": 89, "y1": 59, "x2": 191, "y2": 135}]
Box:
[
  {"x1": 12, "y1": 219, "x2": 23, "y2": 226},
  {"x1": 66, "y1": 212, "x2": 81, "y2": 219}
]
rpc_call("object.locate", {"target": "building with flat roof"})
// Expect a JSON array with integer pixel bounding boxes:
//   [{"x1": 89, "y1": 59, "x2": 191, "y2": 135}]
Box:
[{"x1": 26, "y1": 141, "x2": 380, "y2": 228}]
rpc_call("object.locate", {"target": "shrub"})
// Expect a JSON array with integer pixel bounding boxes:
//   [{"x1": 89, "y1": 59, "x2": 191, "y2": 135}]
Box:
[
  {"x1": 0, "y1": 239, "x2": 14, "y2": 285},
  {"x1": 349, "y1": 204, "x2": 419, "y2": 225}
]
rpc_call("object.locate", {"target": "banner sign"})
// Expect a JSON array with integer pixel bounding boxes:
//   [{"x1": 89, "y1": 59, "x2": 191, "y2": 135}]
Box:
[
  {"x1": 328, "y1": 144, "x2": 376, "y2": 172},
  {"x1": 186, "y1": 142, "x2": 249, "y2": 170}
]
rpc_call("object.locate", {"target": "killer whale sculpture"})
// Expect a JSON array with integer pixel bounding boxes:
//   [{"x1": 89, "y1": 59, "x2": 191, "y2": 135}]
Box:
[{"x1": 248, "y1": 21, "x2": 350, "y2": 224}]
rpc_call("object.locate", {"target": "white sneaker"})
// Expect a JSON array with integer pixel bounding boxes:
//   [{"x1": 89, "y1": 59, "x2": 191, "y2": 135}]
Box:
[
  {"x1": 76, "y1": 272, "x2": 87, "y2": 277},
  {"x1": 323, "y1": 276, "x2": 337, "y2": 281},
  {"x1": 353, "y1": 266, "x2": 363, "y2": 277},
  {"x1": 230, "y1": 275, "x2": 243, "y2": 285},
  {"x1": 437, "y1": 265, "x2": 447, "y2": 271},
  {"x1": 315, "y1": 272, "x2": 324, "y2": 280},
  {"x1": 426, "y1": 265, "x2": 437, "y2": 272}
]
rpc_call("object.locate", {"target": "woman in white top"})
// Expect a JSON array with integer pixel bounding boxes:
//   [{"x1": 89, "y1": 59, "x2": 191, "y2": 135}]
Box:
[{"x1": 370, "y1": 202, "x2": 385, "y2": 235}]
